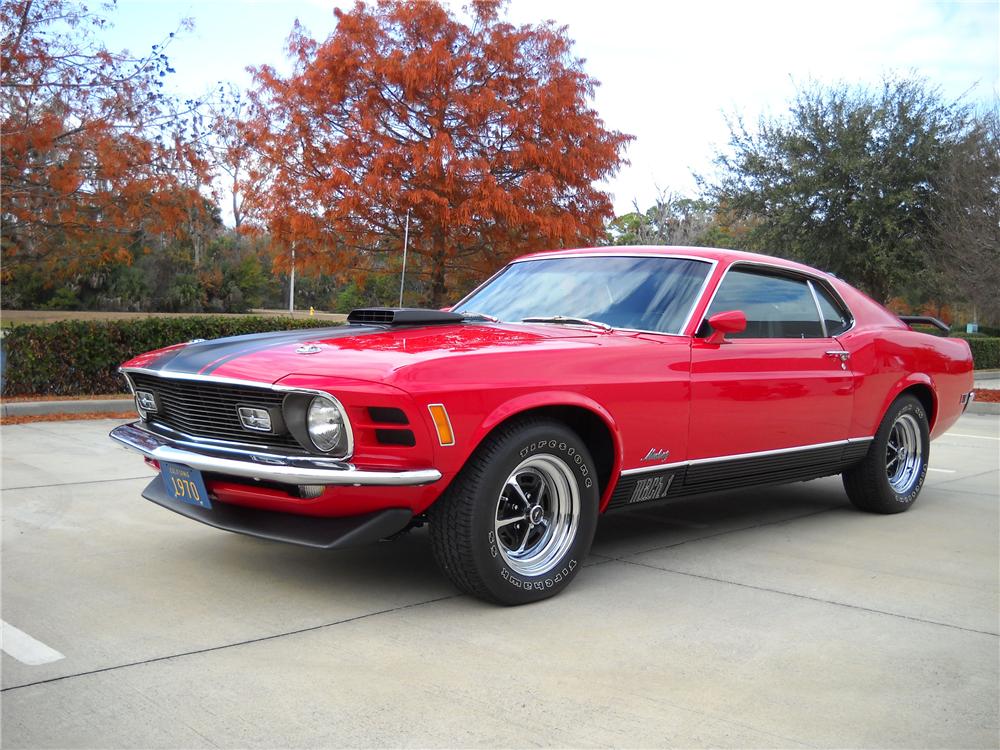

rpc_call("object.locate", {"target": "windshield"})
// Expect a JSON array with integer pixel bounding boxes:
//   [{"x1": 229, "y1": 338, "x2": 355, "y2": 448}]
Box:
[{"x1": 455, "y1": 255, "x2": 712, "y2": 334}]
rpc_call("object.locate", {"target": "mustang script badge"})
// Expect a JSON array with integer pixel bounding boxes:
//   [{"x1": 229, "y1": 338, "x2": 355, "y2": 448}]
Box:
[{"x1": 641, "y1": 448, "x2": 670, "y2": 462}]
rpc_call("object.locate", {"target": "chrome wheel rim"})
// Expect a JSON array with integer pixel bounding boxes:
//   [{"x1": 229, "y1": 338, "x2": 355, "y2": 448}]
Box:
[
  {"x1": 493, "y1": 454, "x2": 580, "y2": 577},
  {"x1": 886, "y1": 413, "x2": 923, "y2": 494}
]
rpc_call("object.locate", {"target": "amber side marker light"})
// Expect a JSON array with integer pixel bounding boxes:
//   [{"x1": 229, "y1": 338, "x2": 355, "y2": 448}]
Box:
[{"x1": 427, "y1": 404, "x2": 455, "y2": 446}]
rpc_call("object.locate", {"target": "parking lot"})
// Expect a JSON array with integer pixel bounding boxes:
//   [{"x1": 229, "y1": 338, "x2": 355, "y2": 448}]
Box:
[{"x1": 2, "y1": 414, "x2": 998, "y2": 748}]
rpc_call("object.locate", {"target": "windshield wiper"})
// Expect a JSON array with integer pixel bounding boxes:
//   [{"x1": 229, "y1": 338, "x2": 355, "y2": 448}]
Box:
[
  {"x1": 521, "y1": 315, "x2": 613, "y2": 332},
  {"x1": 459, "y1": 311, "x2": 499, "y2": 322}
]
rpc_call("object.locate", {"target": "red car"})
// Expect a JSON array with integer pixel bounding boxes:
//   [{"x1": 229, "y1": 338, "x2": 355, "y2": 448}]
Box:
[{"x1": 111, "y1": 247, "x2": 975, "y2": 604}]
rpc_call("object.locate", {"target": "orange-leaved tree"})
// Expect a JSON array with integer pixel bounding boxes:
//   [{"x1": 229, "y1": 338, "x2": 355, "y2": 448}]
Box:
[
  {"x1": 242, "y1": 0, "x2": 632, "y2": 306},
  {"x1": 1, "y1": 0, "x2": 212, "y2": 289}
]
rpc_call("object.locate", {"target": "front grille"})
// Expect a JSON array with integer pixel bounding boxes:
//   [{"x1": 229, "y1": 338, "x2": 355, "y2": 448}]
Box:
[{"x1": 129, "y1": 372, "x2": 303, "y2": 452}]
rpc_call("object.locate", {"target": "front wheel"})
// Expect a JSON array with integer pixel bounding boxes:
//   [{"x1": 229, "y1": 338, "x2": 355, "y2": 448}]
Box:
[
  {"x1": 842, "y1": 394, "x2": 930, "y2": 514},
  {"x1": 430, "y1": 419, "x2": 599, "y2": 605}
]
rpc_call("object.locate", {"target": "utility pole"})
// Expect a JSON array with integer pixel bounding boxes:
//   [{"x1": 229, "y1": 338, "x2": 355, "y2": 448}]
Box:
[
  {"x1": 288, "y1": 242, "x2": 296, "y2": 314},
  {"x1": 399, "y1": 209, "x2": 411, "y2": 308}
]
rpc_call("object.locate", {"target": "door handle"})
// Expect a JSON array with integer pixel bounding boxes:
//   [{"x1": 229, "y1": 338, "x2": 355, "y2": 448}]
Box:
[{"x1": 825, "y1": 350, "x2": 850, "y2": 369}]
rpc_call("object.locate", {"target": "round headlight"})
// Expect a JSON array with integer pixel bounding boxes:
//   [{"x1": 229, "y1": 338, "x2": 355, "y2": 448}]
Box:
[{"x1": 307, "y1": 397, "x2": 345, "y2": 453}]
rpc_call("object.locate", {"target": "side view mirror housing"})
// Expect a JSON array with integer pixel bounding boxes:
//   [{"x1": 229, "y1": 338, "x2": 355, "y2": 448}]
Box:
[{"x1": 704, "y1": 310, "x2": 747, "y2": 344}]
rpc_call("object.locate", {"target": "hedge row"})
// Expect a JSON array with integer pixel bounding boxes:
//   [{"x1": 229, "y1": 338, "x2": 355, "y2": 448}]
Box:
[
  {"x1": 965, "y1": 337, "x2": 1000, "y2": 370},
  {"x1": 1, "y1": 316, "x2": 338, "y2": 397},
  {"x1": 3, "y1": 317, "x2": 997, "y2": 398}
]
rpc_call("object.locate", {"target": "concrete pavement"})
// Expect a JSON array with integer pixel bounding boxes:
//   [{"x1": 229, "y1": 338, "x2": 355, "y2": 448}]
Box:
[{"x1": 1, "y1": 415, "x2": 998, "y2": 747}]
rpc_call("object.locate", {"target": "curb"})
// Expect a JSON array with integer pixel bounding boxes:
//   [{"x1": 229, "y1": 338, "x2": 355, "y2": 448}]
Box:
[
  {"x1": 2, "y1": 398, "x2": 134, "y2": 418},
  {"x1": 966, "y1": 401, "x2": 1000, "y2": 416}
]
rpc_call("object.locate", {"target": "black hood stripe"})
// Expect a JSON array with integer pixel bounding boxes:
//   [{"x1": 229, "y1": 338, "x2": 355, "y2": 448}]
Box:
[{"x1": 146, "y1": 325, "x2": 384, "y2": 376}]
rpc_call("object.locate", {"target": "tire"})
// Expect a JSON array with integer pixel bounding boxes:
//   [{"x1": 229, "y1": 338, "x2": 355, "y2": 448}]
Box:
[
  {"x1": 429, "y1": 418, "x2": 600, "y2": 605},
  {"x1": 842, "y1": 394, "x2": 930, "y2": 514}
]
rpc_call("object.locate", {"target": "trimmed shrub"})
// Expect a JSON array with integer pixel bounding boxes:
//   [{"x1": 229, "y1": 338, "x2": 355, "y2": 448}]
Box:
[
  {"x1": 2, "y1": 316, "x2": 338, "y2": 397},
  {"x1": 965, "y1": 337, "x2": 1000, "y2": 370}
]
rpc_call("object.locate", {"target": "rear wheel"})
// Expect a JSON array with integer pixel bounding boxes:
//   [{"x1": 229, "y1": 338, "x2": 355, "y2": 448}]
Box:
[
  {"x1": 842, "y1": 394, "x2": 929, "y2": 514},
  {"x1": 430, "y1": 419, "x2": 599, "y2": 605}
]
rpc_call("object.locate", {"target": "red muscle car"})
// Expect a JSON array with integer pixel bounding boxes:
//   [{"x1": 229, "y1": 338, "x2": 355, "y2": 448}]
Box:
[{"x1": 110, "y1": 247, "x2": 975, "y2": 604}]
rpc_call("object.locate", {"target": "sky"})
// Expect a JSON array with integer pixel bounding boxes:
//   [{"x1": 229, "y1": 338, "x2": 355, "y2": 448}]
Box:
[{"x1": 103, "y1": 0, "x2": 1000, "y2": 220}]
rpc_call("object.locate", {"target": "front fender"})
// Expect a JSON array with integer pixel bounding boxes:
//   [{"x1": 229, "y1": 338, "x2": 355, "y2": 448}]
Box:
[{"x1": 469, "y1": 391, "x2": 625, "y2": 511}]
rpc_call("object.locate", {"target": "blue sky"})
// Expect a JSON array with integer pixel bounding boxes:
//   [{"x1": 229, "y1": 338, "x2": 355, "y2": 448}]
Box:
[{"x1": 104, "y1": 0, "x2": 999, "y2": 219}]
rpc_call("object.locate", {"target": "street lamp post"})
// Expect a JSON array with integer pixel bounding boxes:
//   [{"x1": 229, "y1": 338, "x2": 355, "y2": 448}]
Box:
[
  {"x1": 288, "y1": 242, "x2": 296, "y2": 314},
  {"x1": 398, "y1": 209, "x2": 411, "y2": 308}
]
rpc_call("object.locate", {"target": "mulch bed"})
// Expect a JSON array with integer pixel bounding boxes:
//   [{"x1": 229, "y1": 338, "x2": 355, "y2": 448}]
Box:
[
  {"x1": 973, "y1": 388, "x2": 1000, "y2": 403},
  {"x1": 1, "y1": 411, "x2": 136, "y2": 425}
]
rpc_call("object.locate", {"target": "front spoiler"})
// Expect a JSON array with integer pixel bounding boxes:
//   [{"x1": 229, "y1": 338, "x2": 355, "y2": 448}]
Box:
[
  {"x1": 110, "y1": 422, "x2": 442, "y2": 487},
  {"x1": 141, "y1": 477, "x2": 413, "y2": 549}
]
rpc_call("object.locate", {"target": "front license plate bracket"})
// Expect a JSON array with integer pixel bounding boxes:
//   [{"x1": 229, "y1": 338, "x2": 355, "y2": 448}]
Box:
[{"x1": 161, "y1": 462, "x2": 212, "y2": 509}]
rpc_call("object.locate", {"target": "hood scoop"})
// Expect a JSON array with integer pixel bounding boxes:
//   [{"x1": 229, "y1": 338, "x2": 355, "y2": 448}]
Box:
[{"x1": 347, "y1": 307, "x2": 465, "y2": 326}]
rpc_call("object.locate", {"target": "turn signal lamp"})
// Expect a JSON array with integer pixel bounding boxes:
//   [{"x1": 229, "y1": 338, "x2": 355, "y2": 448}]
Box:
[{"x1": 427, "y1": 404, "x2": 455, "y2": 446}]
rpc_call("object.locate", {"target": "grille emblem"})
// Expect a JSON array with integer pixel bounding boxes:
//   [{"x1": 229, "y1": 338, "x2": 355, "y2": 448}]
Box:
[
  {"x1": 135, "y1": 390, "x2": 158, "y2": 413},
  {"x1": 238, "y1": 406, "x2": 272, "y2": 432},
  {"x1": 296, "y1": 344, "x2": 322, "y2": 354}
]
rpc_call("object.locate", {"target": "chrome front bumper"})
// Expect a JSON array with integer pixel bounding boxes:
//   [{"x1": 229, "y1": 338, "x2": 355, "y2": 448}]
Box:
[
  {"x1": 961, "y1": 390, "x2": 976, "y2": 413},
  {"x1": 109, "y1": 422, "x2": 442, "y2": 487}
]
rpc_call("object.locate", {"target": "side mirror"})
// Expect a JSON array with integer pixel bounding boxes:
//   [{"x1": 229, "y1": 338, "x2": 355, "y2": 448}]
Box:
[{"x1": 704, "y1": 310, "x2": 746, "y2": 344}]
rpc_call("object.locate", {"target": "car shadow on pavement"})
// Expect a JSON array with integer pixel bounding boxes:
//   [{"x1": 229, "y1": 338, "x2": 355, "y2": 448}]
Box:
[
  {"x1": 591, "y1": 478, "x2": 850, "y2": 560},
  {"x1": 162, "y1": 478, "x2": 851, "y2": 601}
]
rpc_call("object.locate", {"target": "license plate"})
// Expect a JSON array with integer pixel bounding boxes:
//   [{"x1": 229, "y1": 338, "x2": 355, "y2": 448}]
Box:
[{"x1": 161, "y1": 462, "x2": 211, "y2": 509}]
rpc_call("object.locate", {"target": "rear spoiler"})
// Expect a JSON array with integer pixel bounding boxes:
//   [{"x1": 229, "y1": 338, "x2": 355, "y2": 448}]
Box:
[{"x1": 898, "y1": 315, "x2": 950, "y2": 333}]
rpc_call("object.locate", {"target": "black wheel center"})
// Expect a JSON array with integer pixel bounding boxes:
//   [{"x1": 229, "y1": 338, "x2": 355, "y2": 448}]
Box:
[{"x1": 529, "y1": 505, "x2": 544, "y2": 524}]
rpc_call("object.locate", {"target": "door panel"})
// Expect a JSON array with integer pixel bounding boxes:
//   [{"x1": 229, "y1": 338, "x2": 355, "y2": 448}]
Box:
[{"x1": 688, "y1": 338, "x2": 855, "y2": 460}]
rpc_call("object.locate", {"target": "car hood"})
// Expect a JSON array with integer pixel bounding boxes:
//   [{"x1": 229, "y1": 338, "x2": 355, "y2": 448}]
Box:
[{"x1": 123, "y1": 323, "x2": 605, "y2": 386}]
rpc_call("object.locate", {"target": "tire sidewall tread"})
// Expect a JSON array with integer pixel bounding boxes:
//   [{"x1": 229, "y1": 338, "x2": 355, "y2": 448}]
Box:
[
  {"x1": 843, "y1": 395, "x2": 930, "y2": 514},
  {"x1": 430, "y1": 418, "x2": 599, "y2": 605}
]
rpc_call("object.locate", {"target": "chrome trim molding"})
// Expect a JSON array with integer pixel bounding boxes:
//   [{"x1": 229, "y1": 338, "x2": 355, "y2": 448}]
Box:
[
  {"x1": 619, "y1": 437, "x2": 875, "y2": 476},
  {"x1": 806, "y1": 279, "x2": 829, "y2": 338},
  {"x1": 110, "y1": 422, "x2": 441, "y2": 487}
]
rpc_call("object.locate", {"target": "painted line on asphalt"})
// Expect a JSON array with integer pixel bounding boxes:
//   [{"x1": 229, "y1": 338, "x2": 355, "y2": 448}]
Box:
[
  {"x1": 1, "y1": 621, "x2": 65, "y2": 665},
  {"x1": 928, "y1": 468, "x2": 957, "y2": 474},
  {"x1": 1, "y1": 594, "x2": 458, "y2": 692},
  {"x1": 3, "y1": 475, "x2": 153, "y2": 492},
  {"x1": 946, "y1": 433, "x2": 1000, "y2": 441}
]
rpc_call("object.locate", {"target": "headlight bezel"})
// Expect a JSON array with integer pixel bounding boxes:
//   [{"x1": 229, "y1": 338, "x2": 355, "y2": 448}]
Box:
[
  {"x1": 306, "y1": 396, "x2": 348, "y2": 454},
  {"x1": 281, "y1": 391, "x2": 354, "y2": 459}
]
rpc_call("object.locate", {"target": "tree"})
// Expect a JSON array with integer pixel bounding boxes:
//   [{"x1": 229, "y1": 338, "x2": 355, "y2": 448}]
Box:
[
  {"x1": 208, "y1": 84, "x2": 266, "y2": 230},
  {"x1": 243, "y1": 0, "x2": 632, "y2": 306},
  {"x1": 925, "y1": 107, "x2": 1000, "y2": 324},
  {"x1": 605, "y1": 191, "x2": 716, "y2": 247},
  {"x1": 704, "y1": 78, "x2": 994, "y2": 305},
  {"x1": 1, "y1": 0, "x2": 210, "y2": 287}
]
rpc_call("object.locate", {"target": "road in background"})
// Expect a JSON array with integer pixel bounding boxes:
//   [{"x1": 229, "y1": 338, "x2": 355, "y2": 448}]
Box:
[{"x1": 2, "y1": 414, "x2": 997, "y2": 747}]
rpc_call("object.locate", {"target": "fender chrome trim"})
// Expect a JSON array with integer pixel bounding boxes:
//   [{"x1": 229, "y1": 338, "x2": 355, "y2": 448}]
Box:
[{"x1": 110, "y1": 422, "x2": 441, "y2": 487}]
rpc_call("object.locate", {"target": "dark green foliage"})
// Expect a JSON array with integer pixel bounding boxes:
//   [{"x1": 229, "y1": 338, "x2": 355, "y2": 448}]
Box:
[
  {"x1": 2, "y1": 316, "x2": 336, "y2": 397},
  {"x1": 963, "y1": 337, "x2": 1000, "y2": 370},
  {"x1": 706, "y1": 77, "x2": 996, "y2": 306},
  {"x1": 604, "y1": 194, "x2": 716, "y2": 247}
]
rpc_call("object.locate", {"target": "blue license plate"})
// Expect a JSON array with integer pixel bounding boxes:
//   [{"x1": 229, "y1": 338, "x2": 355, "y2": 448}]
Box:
[{"x1": 161, "y1": 462, "x2": 211, "y2": 509}]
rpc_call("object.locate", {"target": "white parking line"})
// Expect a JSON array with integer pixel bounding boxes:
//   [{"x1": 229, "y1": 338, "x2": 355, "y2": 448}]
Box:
[
  {"x1": 928, "y1": 468, "x2": 957, "y2": 474},
  {"x1": 1, "y1": 620, "x2": 65, "y2": 665},
  {"x1": 947, "y1": 433, "x2": 1000, "y2": 441}
]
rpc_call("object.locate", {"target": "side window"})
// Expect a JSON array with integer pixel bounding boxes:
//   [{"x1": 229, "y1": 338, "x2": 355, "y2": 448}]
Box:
[
  {"x1": 813, "y1": 283, "x2": 852, "y2": 336},
  {"x1": 704, "y1": 268, "x2": 824, "y2": 338}
]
